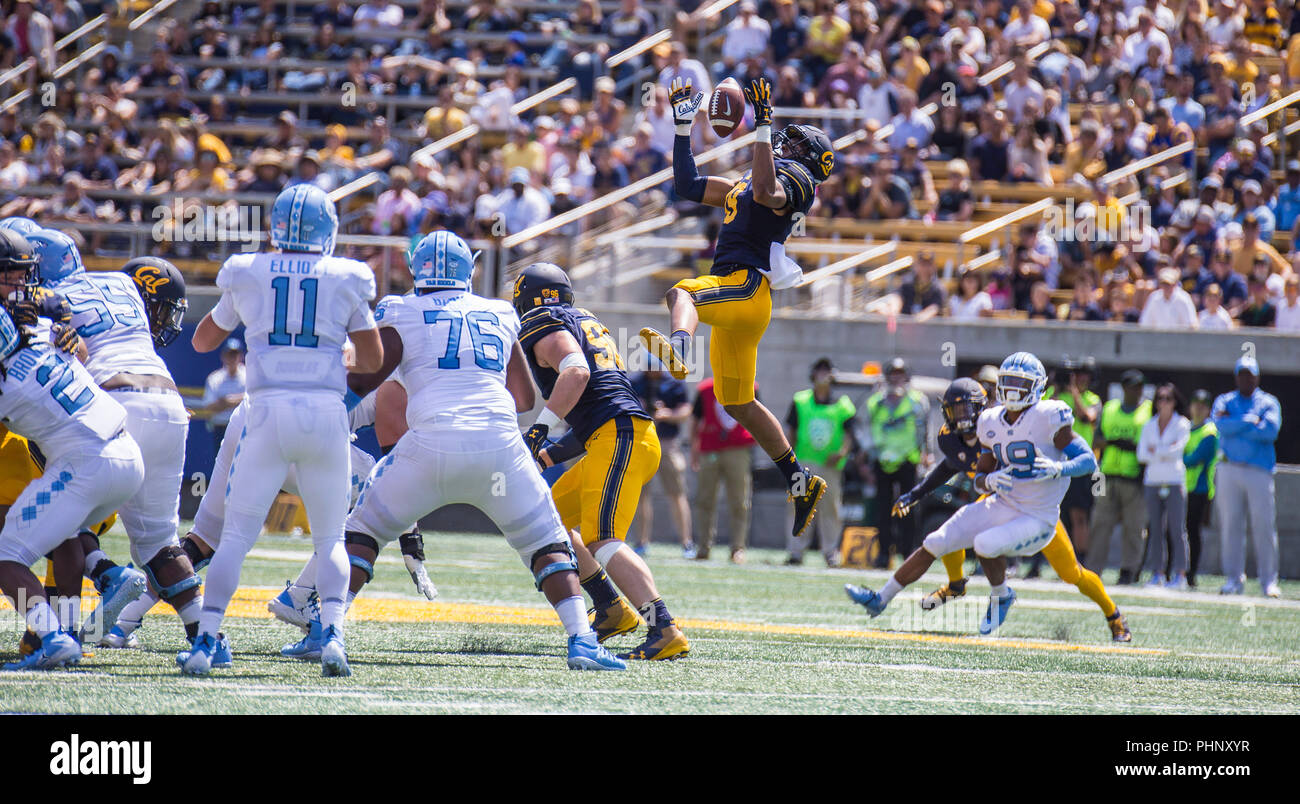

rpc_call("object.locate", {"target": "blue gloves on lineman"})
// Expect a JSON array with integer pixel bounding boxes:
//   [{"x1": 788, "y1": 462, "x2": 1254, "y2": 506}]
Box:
[{"x1": 669, "y1": 77, "x2": 704, "y2": 134}]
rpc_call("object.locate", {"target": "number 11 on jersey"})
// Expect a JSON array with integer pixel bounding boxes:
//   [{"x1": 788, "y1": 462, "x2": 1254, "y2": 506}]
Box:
[{"x1": 269, "y1": 276, "x2": 320, "y2": 347}]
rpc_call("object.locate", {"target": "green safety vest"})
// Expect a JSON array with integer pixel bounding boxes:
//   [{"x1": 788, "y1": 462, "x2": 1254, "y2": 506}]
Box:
[
  {"x1": 794, "y1": 389, "x2": 856, "y2": 469},
  {"x1": 1043, "y1": 387, "x2": 1101, "y2": 445},
  {"x1": 1098, "y1": 398, "x2": 1152, "y2": 478},
  {"x1": 868, "y1": 389, "x2": 923, "y2": 473},
  {"x1": 1184, "y1": 420, "x2": 1218, "y2": 499}
]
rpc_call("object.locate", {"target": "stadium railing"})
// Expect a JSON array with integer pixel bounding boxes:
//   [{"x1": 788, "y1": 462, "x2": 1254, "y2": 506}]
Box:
[{"x1": 0, "y1": 13, "x2": 109, "y2": 111}]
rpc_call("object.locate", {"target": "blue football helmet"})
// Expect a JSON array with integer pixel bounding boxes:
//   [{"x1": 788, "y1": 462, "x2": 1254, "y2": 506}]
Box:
[
  {"x1": 25, "y1": 228, "x2": 85, "y2": 286},
  {"x1": 997, "y1": 352, "x2": 1047, "y2": 411},
  {"x1": 0, "y1": 305, "x2": 20, "y2": 361},
  {"x1": 409, "y1": 230, "x2": 478, "y2": 291},
  {"x1": 270, "y1": 185, "x2": 338, "y2": 255},
  {"x1": 0, "y1": 216, "x2": 41, "y2": 235}
]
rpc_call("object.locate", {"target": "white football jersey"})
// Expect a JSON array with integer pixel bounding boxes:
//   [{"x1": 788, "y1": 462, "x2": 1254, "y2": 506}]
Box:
[
  {"x1": 374, "y1": 290, "x2": 519, "y2": 430},
  {"x1": 212, "y1": 251, "x2": 376, "y2": 397},
  {"x1": 0, "y1": 323, "x2": 127, "y2": 461},
  {"x1": 977, "y1": 398, "x2": 1074, "y2": 523},
  {"x1": 55, "y1": 271, "x2": 170, "y2": 384}
]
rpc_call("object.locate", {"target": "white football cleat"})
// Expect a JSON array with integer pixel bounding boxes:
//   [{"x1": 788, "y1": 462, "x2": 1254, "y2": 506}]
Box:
[{"x1": 268, "y1": 581, "x2": 319, "y2": 633}]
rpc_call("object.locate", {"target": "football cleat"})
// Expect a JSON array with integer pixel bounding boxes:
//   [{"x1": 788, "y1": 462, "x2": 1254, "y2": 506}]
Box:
[
  {"x1": 1219, "y1": 579, "x2": 1245, "y2": 595},
  {"x1": 844, "y1": 583, "x2": 888, "y2": 617},
  {"x1": 566, "y1": 632, "x2": 627, "y2": 671},
  {"x1": 790, "y1": 473, "x2": 827, "y2": 540},
  {"x1": 618, "y1": 623, "x2": 690, "y2": 661},
  {"x1": 1108, "y1": 610, "x2": 1132, "y2": 643},
  {"x1": 638, "y1": 327, "x2": 688, "y2": 380},
  {"x1": 281, "y1": 620, "x2": 324, "y2": 660},
  {"x1": 2, "y1": 631, "x2": 81, "y2": 672},
  {"x1": 178, "y1": 632, "x2": 218, "y2": 675},
  {"x1": 98, "y1": 625, "x2": 140, "y2": 649},
  {"x1": 320, "y1": 625, "x2": 351, "y2": 677},
  {"x1": 177, "y1": 633, "x2": 232, "y2": 669},
  {"x1": 81, "y1": 565, "x2": 147, "y2": 644},
  {"x1": 979, "y1": 588, "x2": 1018, "y2": 635},
  {"x1": 268, "y1": 581, "x2": 319, "y2": 633},
  {"x1": 64, "y1": 630, "x2": 93, "y2": 658},
  {"x1": 590, "y1": 598, "x2": 642, "y2": 643},
  {"x1": 921, "y1": 578, "x2": 968, "y2": 611},
  {"x1": 1264, "y1": 583, "x2": 1282, "y2": 599}
]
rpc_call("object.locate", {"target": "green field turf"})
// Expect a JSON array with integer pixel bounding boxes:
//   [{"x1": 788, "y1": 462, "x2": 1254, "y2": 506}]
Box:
[{"x1": 3, "y1": 525, "x2": 1299, "y2": 714}]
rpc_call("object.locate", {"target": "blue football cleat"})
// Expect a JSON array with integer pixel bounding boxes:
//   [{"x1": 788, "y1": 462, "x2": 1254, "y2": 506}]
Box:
[
  {"x1": 567, "y1": 632, "x2": 627, "y2": 671},
  {"x1": 1219, "y1": 579, "x2": 1245, "y2": 595},
  {"x1": 176, "y1": 632, "x2": 232, "y2": 669},
  {"x1": 178, "y1": 632, "x2": 218, "y2": 675},
  {"x1": 2, "y1": 631, "x2": 81, "y2": 671},
  {"x1": 268, "y1": 582, "x2": 319, "y2": 633},
  {"x1": 282, "y1": 620, "x2": 324, "y2": 661},
  {"x1": 844, "y1": 583, "x2": 887, "y2": 617},
  {"x1": 81, "y1": 565, "x2": 147, "y2": 644},
  {"x1": 320, "y1": 625, "x2": 351, "y2": 677},
  {"x1": 979, "y1": 588, "x2": 1018, "y2": 635}
]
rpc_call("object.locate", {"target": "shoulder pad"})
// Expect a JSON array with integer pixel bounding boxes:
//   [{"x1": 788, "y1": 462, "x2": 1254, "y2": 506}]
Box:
[
  {"x1": 775, "y1": 159, "x2": 816, "y2": 209},
  {"x1": 374, "y1": 294, "x2": 406, "y2": 324},
  {"x1": 519, "y1": 304, "x2": 567, "y2": 342},
  {"x1": 215, "y1": 253, "x2": 256, "y2": 289}
]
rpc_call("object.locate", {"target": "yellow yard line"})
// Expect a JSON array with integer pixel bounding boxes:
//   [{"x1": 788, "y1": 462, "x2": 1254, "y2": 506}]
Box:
[{"x1": 4, "y1": 585, "x2": 1165, "y2": 657}]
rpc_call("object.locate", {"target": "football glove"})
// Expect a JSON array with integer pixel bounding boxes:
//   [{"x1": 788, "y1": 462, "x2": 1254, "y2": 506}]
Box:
[
  {"x1": 523, "y1": 423, "x2": 550, "y2": 463},
  {"x1": 985, "y1": 469, "x2": 1016, "y2": 495},
  {"x1": 669, "y1": 77, "x2": 704, "y2": 134},
  {"x1": 1030, "y1": 456, "x2": 1062, "y2": 481},
  {"x1": 891, "y1": 491, "x2": 917, "y2": 518},
  {"x1": 743, "y1": 77, "x2": 773, "y2": 128},
  {"x1": 403, "y1": 555, "x2": 438, "y2": 600},
  {"x1": 50, "y1": 322, "x2": 80, "y2": 355}
]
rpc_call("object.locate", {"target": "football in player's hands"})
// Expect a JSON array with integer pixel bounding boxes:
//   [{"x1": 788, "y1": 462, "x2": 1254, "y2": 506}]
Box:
[{"x1": 709, "y1": 77, "x2": 746, "y2": 138}]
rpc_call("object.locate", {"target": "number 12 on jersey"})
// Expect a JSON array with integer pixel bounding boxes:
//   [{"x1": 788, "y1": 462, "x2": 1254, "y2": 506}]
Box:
[{"x1": 269, "y1": 276, "x2": 320, "y2": 347}]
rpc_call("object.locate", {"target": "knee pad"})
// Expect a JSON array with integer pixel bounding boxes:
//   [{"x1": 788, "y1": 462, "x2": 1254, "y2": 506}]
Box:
[
  {"x1": 345, "y1": 531, "x2": 381, "y2": 554},
  {"x1": 399, "y1": 530, "x2": 425, "y2": 561},
  {"x1": 145, "y1": 545, "x2": 201, "y2": 601},
  {"x1": 181, "y1": 537, "x2": 211, "y2": 573},
  {"x1": 593, "y1": 540, "x2": 628, "y2": 569},
  {"x1": 348, "y1": 554, "x2": 375, "y2": 583},
  {"x1": 530, "y1": 543, "x2": 576, "y2": 591}
]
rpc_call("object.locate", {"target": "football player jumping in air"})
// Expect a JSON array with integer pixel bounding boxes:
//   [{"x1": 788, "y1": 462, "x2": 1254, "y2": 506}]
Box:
[
  {"x1": 640, "y1": 72, "x2": 833, "y2": 543},
  {"x1": 516, "y1": 262, "x2": 690, "y2": 661},
  {"x1": 845, "y1": 353, "x2": 1101, "y2": 636},
  {"x1": 863, "y1": 376, "x2": 1131, "y2": 642}
]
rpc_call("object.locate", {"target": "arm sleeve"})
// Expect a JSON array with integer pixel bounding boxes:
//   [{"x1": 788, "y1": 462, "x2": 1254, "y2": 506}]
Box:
[
  {"x1": 673, "y1": 134, "x2": 709, "y2": 203},
  {"x1": 911, "y1": 459, "x2": 960, "y2": 499},
  {"x1": 546, "y1": 429, "x2": 587, "y2": 464}
]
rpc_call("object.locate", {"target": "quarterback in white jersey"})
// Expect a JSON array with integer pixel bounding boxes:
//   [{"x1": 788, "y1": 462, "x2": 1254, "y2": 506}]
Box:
[
  {"x1": 186, "y1": 185, "x2": 380, "y2": 677},
  {"x1": 318, "y1": 230, "x2": 624, "y2": 671},
  {"x1": 0, "y1": 306, "x2": 145, "y2": 670},
  {"x1": 27, "y1": 231, "x2": 202, "y2": 648},
  {"x1": 845, "y1": 352, "x2": 1097, "y2": 635}
]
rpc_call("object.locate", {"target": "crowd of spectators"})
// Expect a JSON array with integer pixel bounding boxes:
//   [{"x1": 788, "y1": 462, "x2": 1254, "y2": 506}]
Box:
[{"x1": 0, "y1": 0, "x2": 1298, "y2": 333}]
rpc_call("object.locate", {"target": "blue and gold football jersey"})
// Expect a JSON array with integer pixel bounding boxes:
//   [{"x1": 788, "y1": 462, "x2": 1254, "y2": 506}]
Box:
[
  {"x1": 712, "y1": 158, "x2": 817, "y2": 276},
  {"x1": 518, "y1": 305, "x2": 649, "y2": 446}
]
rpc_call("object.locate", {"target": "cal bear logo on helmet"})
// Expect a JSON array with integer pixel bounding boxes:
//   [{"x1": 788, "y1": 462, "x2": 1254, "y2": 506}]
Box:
[{"x1": 132, "y1": 263, "x2": 171, "y2": 294}]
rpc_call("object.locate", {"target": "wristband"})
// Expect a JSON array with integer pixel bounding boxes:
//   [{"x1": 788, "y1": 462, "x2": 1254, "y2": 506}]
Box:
[
  {"x1": 675, "y1": 124, "x2": 693, "y2": 136},
  {"x1": 755, "y1": 125, "x2": 772, "y2": 144},
  {"x1": 536, "y1": 407, "x2": 564, "y2": 430}
]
